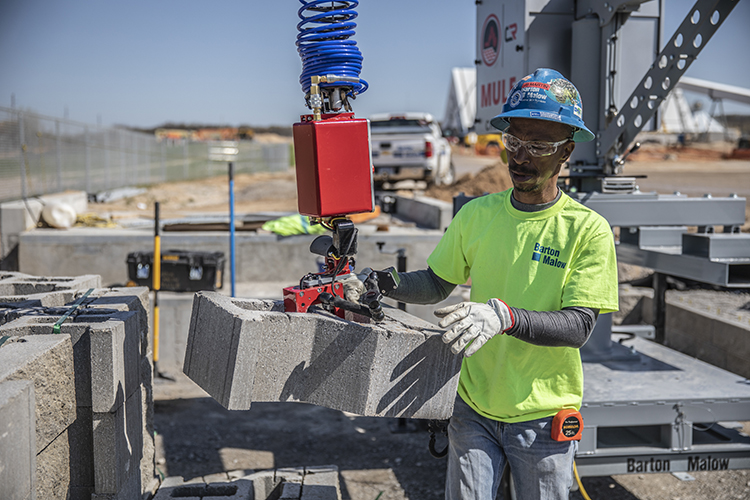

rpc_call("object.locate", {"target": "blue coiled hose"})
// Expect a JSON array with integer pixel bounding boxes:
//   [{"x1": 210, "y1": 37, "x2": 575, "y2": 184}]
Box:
[{"x1": 296, "y1": 0, "x2": 369, "y2": 97}]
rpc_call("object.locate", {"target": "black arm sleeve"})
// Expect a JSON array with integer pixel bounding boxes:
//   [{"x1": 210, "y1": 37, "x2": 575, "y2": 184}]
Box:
[
  {"x1": 385, "y1": 268, "x2": 457, "y2": 304},
  {"x1": 506, "y1": 307, "x2": 599, "y2": 348}
]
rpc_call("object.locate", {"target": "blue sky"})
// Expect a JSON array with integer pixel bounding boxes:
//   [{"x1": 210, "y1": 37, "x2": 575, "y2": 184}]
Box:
[{"x1": 1, "y1": 0, "x2": 748, "y2": 128}]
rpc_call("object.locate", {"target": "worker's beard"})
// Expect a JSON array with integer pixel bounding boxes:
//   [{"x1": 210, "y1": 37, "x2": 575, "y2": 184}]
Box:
[{"x1": 508, "y1": 161, "x2": 562, "y2": 193}]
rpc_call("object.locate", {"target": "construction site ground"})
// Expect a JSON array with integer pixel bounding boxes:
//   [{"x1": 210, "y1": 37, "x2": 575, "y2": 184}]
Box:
[{"x1": 88, "y1": 142, "x2": 750, "y2": 500}]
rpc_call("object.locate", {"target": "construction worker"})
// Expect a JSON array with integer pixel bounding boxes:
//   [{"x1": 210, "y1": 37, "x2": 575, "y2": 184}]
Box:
[{"x1": 345, "y1": 68, "x2": 618, "y2": 499}]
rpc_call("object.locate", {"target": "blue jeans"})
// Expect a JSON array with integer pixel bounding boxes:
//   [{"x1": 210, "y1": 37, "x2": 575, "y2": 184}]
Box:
[{"x1": 446, "y1": 396, "x2": 577, "y2": 500}]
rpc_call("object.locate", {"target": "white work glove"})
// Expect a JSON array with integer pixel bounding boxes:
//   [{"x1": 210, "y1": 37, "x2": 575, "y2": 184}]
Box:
[
  {"x1": 339, "y1": 268, "x2": 372, "y2": 303},
  {"x1": 434, "y1": 299, "x2": 514, "y2": 356}
]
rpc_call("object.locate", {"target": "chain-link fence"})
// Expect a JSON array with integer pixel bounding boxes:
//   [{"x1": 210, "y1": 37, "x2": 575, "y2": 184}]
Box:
[{"x1": 0, "y1": 107, "x2": 292, "y2": 203}]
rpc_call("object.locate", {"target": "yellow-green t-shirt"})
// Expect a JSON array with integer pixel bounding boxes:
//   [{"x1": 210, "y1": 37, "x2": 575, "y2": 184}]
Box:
[{"x1": 427, "y1": 189, "x2": 619, "y2": 423}]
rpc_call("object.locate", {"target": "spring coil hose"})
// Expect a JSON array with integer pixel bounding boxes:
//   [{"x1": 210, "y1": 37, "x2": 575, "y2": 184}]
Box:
[{"x1": 296, "y1": 0, "x2": 369, "y2": 97}]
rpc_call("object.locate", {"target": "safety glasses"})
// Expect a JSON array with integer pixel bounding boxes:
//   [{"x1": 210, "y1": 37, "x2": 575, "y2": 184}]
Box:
[{"x1": 501, "y1": 132, "x2": 571, "y2": 157}]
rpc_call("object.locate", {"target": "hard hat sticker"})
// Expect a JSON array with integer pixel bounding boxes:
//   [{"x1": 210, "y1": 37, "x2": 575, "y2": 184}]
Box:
[
  {"x1": 546, "y1": 79, "x2": 580, "y2": 106},
  {"x1": 529, "y1": 111, "x2": 562, "y2": 121},
  {"x1": 509, "y1": 91, "x2": 523, "y2": 108}
]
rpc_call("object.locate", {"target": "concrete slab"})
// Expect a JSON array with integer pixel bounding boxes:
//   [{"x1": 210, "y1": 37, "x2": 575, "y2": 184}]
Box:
[
  {"x1": 18, "y1": 226, "x2": 443, "y2": 286},
  {"x1": 0, "y1": 335, "x2": 76, "y2": 453},
  {"x1": 183, "y1": 292, "x2": 462, "y2": 419},
  {"x1": 0, "y1": 380, "x2": 35, "y2": 500},
  {"x1": 92, "y1": 385, "x2": 144, "y2": 495}
]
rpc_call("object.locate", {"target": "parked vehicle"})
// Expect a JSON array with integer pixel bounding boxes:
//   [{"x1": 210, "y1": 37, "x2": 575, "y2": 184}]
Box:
[{"x1": 369, "y1": 113, "x2": 454, "y2": 185}]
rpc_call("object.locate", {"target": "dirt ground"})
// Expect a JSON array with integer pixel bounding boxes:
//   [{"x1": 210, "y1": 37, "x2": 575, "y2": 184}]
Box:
[{"x1": 89, "y1": 142, "x2": 750, "y2": 499}]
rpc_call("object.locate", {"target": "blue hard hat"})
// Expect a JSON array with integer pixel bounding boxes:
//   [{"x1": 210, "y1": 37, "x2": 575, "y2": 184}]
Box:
[{"x1": 490, "y1": 68, "x2": 594, "y2": 143}]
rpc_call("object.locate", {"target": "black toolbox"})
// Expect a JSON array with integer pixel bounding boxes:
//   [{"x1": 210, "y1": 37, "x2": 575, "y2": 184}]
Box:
[{"x1": 126, "y1": 250, "x2": 225, "y2": 292}]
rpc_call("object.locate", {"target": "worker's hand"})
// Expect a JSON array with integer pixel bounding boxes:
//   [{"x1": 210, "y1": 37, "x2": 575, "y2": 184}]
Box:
[
  {"x1": 339, "y1": 268, "x2": 372, "y2": 303},
  {"x1": 434, "y1": 299, "x2": 514, "y2": 356}
]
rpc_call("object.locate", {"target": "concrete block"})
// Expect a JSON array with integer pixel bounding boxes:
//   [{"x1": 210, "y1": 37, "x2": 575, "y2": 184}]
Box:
[
  {"x1": 152, "y1": 475, "x2": 253, "y2": 500},
  {"x1": 184, "y1": 292, "x2": 462, "y2": 419},
  {"x1": 140, "y1": 375, "x2": 156, "y2": 493},
  {"x1": 0, "y1": 335, "x2": 76, "y2": 453},
  {"x1": 36, "y1": 426, "x2": 71, "y2": 500},
  {"x1": 0, "y1": 380, "x2": 35, "y2": 500},
  {"x1": 279, "y1": 482, "x2": 302, "y2": 499},
  {"x1": 0, "y1": 273, "x2": 101, "y2": 296},
  {"x1": 68, "y1": 487, "x2": 95, "y2": 500},
  {"x1": 88, "y1": 287, "x2": 151, "y2": 358},
  {"x1": 395, "y1": 194, "x2": 453, "y2": 230},
  {"x1": 1, "y1": 311, "x2": 141, "y2": 413},
  {"x1": 88, "y1": 312, "x2": 141, "y2": 412},
  {"x1": 303, "y1": 466, "x2": 341, "y2": 500},
  {"x1": 90, "y1": 458, "x2": 142, "y2": 500},
  {"x1": 92, "y1": 385, "x2": 143, "y2": 495},
  {"x1": 67, "y1": 406, "x2": 94, "y2": 488}
]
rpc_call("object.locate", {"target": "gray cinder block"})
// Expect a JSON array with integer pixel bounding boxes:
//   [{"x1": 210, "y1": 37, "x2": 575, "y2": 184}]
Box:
[
  {"x1": 92, "y1": 385, "x2": 144, "y2": 495},
  {"x1": 183, "y1": 292, "x2": 462, "y2": 419},
  {"x1": 395, "y1": 194, "x2": 453, "y2": 230},
  {"x1": 0, "y1": 335, "x2": 76, "y2": 453},
  {"x1": 1, "y1": 311, "x2": 141, "y2": 413},
  {"x1": 0, "y1": 274, "x2": 101, "y2": 296},
  {"x1": 152, "y1": 475, "x2": 254, "y2": 500},
  {"x1": 303, "y1": 466, "x2": 341, "y2": 500},
  {"x1": 35, "y1": 426, "x2": 71, "y2": 500},
  {"x1": 90, "y1": 458, "x2": 142, "y2": 500},
  {"x1": 0, "y1": 380, "x2": 35, "y2": 500}
]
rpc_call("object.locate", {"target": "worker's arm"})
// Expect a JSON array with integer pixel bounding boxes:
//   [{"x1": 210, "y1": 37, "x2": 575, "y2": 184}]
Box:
[
  {"x1": 387, "y1": 269, "x2": 598, "y2": 348},
  {"x1": 506, "y1": 306, "x2": 598, "y2": 348},
  {"x1": 368, "y1": 267, "x2": 598, "y2": 352},
  {"x1": 385, "y1": 267, "x2": 457, "y2": 304}
]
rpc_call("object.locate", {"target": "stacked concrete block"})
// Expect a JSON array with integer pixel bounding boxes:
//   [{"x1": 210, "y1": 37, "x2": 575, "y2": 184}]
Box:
[
  {"x1": 0, "y1": 335, "x2": 75, "y2": 499},
  {"x1": 184, "y1": 292, "x2": 462, "y2": 419},
  {"x1": 0, "y1": 380, "x2": 36, "y2": 500},
  {"x1": 0, "y1": 281, "x2": 154, "y2": 500},
  {"x1": 0, "y1": 271, "x2": 101, "y2": 297},
  {"x1": 153, "y1": 466, "x2": 341, "y2": 500}
]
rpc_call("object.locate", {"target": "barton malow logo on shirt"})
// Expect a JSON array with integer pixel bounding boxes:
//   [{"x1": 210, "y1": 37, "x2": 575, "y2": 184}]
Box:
[{"x1": 531, "y1": 243, "x2": 567, "y2": 269}]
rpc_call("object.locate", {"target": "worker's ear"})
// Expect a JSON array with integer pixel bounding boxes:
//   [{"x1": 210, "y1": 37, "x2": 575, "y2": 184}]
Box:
[{"x1": 559, "y1": 141, "x2": 575, "y2": 164}]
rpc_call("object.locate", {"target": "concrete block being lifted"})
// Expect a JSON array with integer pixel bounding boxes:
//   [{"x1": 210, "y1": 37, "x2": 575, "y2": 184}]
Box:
[{"x1": 183, "y1": 292, "x2": 461, "y2": 419}]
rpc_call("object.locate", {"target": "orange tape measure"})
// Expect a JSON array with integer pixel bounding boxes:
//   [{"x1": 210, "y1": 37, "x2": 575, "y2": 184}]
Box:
[{"x1": 551, "y1": 409, "x2": 583, "y2": 441}]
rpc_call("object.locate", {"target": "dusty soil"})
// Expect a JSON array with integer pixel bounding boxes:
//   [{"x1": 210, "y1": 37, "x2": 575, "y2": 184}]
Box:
[
  {"x1": 154, "y1": 374, "x2": 750, "y2": 500},
  {"x1": 95, "y1": 142, "x2": 750, "y2": 499}
]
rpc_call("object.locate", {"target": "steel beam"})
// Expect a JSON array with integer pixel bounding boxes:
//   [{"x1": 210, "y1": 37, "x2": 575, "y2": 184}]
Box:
[
  {"x1": 572, "y1": 192, "x2": 747, "y2": 227},
  {"x1": 617, "y1": 243, "x2": 750, "y2": 287}
]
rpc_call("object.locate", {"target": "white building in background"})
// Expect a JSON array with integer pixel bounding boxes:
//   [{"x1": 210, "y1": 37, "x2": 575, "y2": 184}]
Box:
[
  {"x1": 659, "y1": 87, "x2": 727, "y2": 136},
  {"x1": 442, "y1": 67, "x2": 476, "y2": 138}
]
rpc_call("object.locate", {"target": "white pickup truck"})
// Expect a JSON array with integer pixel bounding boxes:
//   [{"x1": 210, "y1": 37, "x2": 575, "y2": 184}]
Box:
[{"x1": 369, "y1": 112, "x2": 454, "y2": 186}]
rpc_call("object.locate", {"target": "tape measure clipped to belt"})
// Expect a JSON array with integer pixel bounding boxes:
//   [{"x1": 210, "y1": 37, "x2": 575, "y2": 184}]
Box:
[{"x1": 551, "y1": 409, "x2": 583, "y2": 441}]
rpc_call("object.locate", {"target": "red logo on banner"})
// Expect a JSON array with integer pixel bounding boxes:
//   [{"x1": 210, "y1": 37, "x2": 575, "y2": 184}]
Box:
[{"x1": 481, "y1": 14, "x2": 500, "y2": 66}]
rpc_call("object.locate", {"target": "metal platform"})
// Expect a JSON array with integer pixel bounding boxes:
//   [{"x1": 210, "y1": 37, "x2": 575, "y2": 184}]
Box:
[{"x1": 577, "y1": 334, "x2": 750, "y2": 477}]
